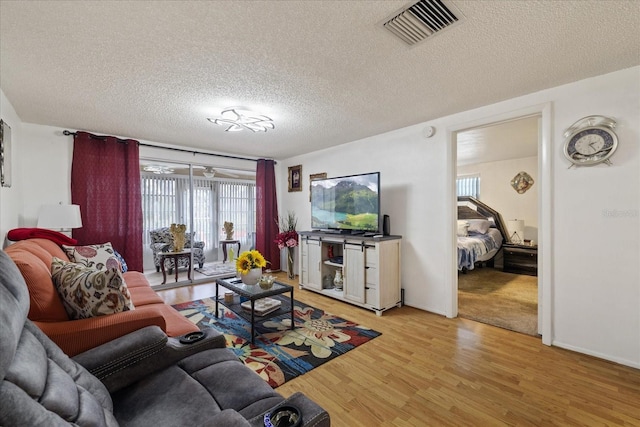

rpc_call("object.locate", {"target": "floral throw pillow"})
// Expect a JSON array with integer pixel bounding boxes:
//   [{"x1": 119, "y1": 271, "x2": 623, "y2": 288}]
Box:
[
  {"x1": 51, "y1": 257, "x2": 135, "y2": 319},
  {"x1": 63, "y1": 242, "x2": 122, "y2": 271}
]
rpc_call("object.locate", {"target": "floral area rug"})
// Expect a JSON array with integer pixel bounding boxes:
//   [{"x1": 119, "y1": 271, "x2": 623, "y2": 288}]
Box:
[{"x1": 172, "y1": 296, "x2": 381, "y2": 387}]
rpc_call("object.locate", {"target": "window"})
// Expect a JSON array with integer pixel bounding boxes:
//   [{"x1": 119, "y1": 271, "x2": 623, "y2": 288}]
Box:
[
  {"x1": 218, "y1": 181, "x2": 256, "y2": 248},
  {"x1": 456, "y1": 174, "x2": 480, "y2": 199},
  {"x1": 141, "y1": 173, "x2": 256, "y2": 255}
]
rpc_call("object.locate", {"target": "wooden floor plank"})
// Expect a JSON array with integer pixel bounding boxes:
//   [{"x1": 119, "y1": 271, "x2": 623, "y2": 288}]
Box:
[{"x1": 157, "y1": 273, "x2": 640, "y2": 427}]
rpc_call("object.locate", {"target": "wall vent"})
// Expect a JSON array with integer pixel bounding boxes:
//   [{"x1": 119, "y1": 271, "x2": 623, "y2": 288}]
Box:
[{"x1": 382, "y1": 0, "x2": 461, "y2": 46}]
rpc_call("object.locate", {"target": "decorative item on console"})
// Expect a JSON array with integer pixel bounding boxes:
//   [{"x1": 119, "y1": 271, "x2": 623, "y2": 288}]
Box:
[
  {"x1": 236, "y1": 250, "x2": 268, "y2": 285},
  {"x1": 170, "y1": 223, "x2": 187, "y2": 251},
  {"x1": 275, "y1": 211, "x2": 298, "y2": 279},
  {"x1": 333, "y1": 270, "x2": 343, "y2": 291}
]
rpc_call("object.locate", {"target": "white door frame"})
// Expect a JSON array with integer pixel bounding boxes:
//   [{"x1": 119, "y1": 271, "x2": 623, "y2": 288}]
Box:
[{"x1": 444, "y1": 102, "x2": 553, "y2": 345}]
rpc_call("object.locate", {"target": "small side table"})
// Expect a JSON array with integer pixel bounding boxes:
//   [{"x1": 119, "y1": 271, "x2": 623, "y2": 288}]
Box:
[
  {"x1": 220, "y1": 240, "x2": 241, "y2": 263},
  {"x1": 159, "y1": 250, "x2": 192, "y2": 284}
]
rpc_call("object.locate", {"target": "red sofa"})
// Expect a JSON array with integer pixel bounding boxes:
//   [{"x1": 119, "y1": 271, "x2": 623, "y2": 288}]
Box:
[{"x1": 4, "y1": 238, "x2": 199, "y2": 356}]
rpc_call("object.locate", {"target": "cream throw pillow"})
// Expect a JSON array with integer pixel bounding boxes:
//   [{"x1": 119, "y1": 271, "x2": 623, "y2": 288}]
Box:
[
  {"x1": 51, "y1": 257, "x2": 134, "y2": 319},
  {"x1": 62, "y1": 242, "x2": 122, "y2": 271}
]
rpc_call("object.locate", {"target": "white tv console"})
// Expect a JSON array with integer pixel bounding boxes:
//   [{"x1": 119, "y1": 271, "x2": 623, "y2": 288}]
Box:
[{"x1": 298, "y1": 231, "x2": 402, "y2": 316}]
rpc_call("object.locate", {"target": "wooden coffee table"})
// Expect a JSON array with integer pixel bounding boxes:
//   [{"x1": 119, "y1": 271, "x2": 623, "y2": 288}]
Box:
[
  {"x1": 215, "y1": 277, "x2": 294, "y2": 344},
  {"x1": 159, "y1": 249, "x2": 191, "y2": 284}
]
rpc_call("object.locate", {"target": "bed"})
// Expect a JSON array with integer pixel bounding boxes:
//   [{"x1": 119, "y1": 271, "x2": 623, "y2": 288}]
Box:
[{"x1": 457, "y1": 196, "x2": 509, "y2": 272}]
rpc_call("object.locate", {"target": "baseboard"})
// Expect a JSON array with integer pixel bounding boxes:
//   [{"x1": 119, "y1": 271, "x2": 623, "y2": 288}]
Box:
[{"x1": 551, "y1": 340, "x2": 640, "y2": 369}]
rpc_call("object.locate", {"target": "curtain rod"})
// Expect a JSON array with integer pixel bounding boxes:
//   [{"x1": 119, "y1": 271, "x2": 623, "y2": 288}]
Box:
[{"x1": 62, "y1": 130, "x2": 274, "y2": 164}]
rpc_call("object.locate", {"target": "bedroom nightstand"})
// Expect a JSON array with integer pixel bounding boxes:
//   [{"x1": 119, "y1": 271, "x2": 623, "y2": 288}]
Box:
[{"x1": 503, "y1": 244, "x2": 537, "y2": 276}]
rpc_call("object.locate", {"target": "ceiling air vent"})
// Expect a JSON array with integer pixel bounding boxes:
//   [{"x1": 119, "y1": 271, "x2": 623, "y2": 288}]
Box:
[{"x1": 382, "y1": 0, "x2": 461, "y2": 46}]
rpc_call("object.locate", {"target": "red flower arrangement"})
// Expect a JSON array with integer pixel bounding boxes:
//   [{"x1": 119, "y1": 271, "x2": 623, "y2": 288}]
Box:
[
  {"x1": 274, "y1": 230, "x2": 299, "y2": 250},
  {"x1": 274, "y1": 211, "x2": 298, "y2": 249}
]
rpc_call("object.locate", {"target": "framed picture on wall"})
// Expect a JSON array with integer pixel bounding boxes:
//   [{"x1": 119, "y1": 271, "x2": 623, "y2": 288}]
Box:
[
  {"x1": 309, "y1": 172, "x2": 327, "y2": 201},
  {"x1": 0, "y1": 119, "x2": 11, "y2": 188},
  {"x1": 288, "y1": 165, "x2": 302, "y2": 192}
]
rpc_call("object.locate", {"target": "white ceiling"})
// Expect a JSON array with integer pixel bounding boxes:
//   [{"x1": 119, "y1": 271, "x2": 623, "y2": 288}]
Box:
[
  {"x1": 457, "y1": 115, "x2": 539, "y2": 166},
  {"x1": 1, "y1": 1, "x2": 639, "y2": 160}
]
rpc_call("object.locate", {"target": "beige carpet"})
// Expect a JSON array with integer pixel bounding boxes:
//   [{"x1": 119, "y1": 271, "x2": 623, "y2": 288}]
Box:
[{"x1": 458, "y1": 267, "x2": 539, "y2": 336}]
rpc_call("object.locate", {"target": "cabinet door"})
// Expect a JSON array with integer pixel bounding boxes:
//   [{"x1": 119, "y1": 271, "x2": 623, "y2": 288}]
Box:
[
  {"x1": 343, "y1": 245, "x2": 365, "y2": 304},
  {"x1": 305, "y1": 239, "x2": 323, "y2": 290}
]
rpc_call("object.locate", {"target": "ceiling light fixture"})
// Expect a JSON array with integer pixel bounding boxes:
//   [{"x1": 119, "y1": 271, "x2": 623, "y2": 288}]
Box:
[
  {"x1": 207, "y1": 108, "x2": 275, "y2": 132},
  {"x1": 143, "y1": 165, "x2": 175, "y2": 174}
]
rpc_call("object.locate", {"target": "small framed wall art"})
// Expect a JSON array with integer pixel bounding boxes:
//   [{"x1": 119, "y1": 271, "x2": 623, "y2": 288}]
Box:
[
  {"x1": 0, "y1": 119, "x2": 11, "y2": 188},
  {"x1": 510, "y1": 171, "x2": 534, "y2": 194},
  {"x1": 288, "y1": 165, "x2": 302, "y2": 192},
  {"x1": 309, "y1": 172, "x2": 327, "y2": 201}
]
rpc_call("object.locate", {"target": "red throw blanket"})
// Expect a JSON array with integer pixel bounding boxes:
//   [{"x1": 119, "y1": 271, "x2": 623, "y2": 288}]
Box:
[{"x1": 7, "y1": 228, "x2": 78, "y2": 246}]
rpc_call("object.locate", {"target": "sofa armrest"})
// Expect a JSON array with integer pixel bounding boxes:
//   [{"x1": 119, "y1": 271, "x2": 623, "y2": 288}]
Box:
[
  {"x1": 150, "y1": 242, "x2": 171, "y2": 252},
  {"x1": 73, "y1": 326, "x2": 225, "y2": 393},
  {"x1": 34, "y1": 308, "x2": 168, "y2": 356},
  {"x1": 248, "y1": 392, "x2": 331, "y2": 427}
]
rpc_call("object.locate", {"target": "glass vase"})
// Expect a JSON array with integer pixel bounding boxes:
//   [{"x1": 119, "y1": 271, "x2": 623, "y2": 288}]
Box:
[{"x1": 287, "y1": 247, "x2": 295, "y2": 280}]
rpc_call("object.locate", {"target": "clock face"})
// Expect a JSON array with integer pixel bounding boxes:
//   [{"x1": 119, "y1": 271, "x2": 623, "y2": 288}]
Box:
[
  {"x1": 564, "y1": 126, "x2": 617, "y2": 166},
  {"x1": 574, "y1": 133, "x2": 605, "y2": 155}
]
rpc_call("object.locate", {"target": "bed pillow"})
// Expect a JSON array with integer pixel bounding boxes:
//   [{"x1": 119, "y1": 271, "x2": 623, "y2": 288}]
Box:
[
  {"x1": 51, "y1": 257, "x2": 134, "y2": 319},
  {"x1": 457, "y1": 220, "x2": 469, "y2": 237},
  {"x1": 467, "y1": 219, "x2": 491, "y2": 234},
  {"x1": 63, "y1": 242, "x2": 122, "y2": 271}
]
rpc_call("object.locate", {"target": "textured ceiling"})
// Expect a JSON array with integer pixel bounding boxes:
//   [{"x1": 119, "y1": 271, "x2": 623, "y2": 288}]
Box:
[{"x1": 1, "y1": 1, "x2": 639, "y2": 160}]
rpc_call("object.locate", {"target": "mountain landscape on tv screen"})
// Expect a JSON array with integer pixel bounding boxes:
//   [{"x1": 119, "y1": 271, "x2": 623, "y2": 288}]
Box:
[{"x1": 311, "y1": 179, "x2": 378, "y2": 230}]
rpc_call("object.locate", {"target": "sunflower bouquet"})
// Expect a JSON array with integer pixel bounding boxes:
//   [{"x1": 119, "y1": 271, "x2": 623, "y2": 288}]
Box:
[{"x1": 235, "y1": 250, "x2": 268, "y2": 274}]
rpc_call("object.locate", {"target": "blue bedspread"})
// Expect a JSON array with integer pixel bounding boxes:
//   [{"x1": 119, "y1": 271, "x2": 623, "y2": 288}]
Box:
[{"x1": 457, "y1": 231, "x2": 501, "y2": 271}]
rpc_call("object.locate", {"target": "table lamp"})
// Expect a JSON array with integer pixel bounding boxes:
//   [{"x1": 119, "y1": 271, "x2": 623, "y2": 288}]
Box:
[
  {"x1": 37, "y1": 204, "x2": 83, "y2": 232},
  {"x1": 507, "y1": 219, "x2": 525, "y2": 244}
]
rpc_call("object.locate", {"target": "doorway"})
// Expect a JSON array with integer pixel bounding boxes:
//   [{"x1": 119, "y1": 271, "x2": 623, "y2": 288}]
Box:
[{"x1": 454, "y1": 114, "x2": 541, "y2": 336}]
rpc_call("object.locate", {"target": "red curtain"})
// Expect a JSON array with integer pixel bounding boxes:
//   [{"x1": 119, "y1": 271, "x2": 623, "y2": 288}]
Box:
[
  {"x1": 71, "y1": 131, "x2": 143, "y2": 271},
  {"x1": 255, "y1": 159, "x2": 280, "y2": 271}
]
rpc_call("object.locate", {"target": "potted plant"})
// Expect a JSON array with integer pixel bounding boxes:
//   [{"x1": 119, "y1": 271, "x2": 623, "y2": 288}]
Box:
[{"x1": 235, "y1": 250, "x2": 268, "y2": 285}]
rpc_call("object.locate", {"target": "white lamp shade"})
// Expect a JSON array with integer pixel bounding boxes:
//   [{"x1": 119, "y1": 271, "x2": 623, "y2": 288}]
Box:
[
  {"x1": 507, "y1": 219, "x2": 525, "y2": 244},
  {"x1": 37, "y1": 204, "x2": 83, "y2": 230}
]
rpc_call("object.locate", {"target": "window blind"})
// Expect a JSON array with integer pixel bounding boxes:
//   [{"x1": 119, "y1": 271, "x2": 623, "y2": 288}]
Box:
[{"x1": 456, "y1": 174, "x2": 480, "y2": 199}]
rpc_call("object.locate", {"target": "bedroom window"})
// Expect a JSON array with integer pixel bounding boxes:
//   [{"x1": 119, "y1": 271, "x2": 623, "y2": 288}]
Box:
[{"x1": 457, "y1": 174, "x2": 480, "y2": 199}]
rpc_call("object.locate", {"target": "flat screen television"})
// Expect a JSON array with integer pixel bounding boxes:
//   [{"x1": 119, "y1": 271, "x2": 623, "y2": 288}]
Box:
[{"x1": 310, "y1": 172, "x2": 380, "y2": 233}]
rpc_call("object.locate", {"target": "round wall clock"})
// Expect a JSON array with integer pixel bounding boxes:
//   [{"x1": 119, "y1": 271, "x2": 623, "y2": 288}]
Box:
[{"x1": 563, "y1": 116, "x2": 618, "y2": 167}]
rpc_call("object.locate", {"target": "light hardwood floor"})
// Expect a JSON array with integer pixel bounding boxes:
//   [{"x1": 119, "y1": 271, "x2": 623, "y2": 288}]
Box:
[{"x1": 157, "y1": 274, "x2": 640, "y2": 427}]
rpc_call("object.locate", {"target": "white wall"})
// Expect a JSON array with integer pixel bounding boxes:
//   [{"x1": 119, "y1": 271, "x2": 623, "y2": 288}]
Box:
[
  {"x1": 458, "y1": 156, "x2": 538, "y2": 241},
  {"x1": 0, "y1": 89, "x2": 23, "y2": 246},
  {"x1": 278, "y1": 66, "x2": 640, "y2": 368}
]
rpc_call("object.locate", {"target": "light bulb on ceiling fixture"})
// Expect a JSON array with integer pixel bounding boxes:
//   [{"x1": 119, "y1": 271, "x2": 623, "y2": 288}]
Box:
[{"x1": 207, "y1": 108, "x2": 275, "y2": 132}]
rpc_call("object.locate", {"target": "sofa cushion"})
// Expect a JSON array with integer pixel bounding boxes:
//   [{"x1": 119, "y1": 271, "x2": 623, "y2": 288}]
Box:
[
  {"x1": 128, "y1": 285, "x2": 164, "y2": 306},
  {"x1": 63, "y1": 242, "x2": 122, "y2": 271},
  {"x1": 51, "y1": 258, "x2": 135, "y2": 320},
  {"x1": 5, "y1": 246, "x2": 69, "y2": 322}
]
